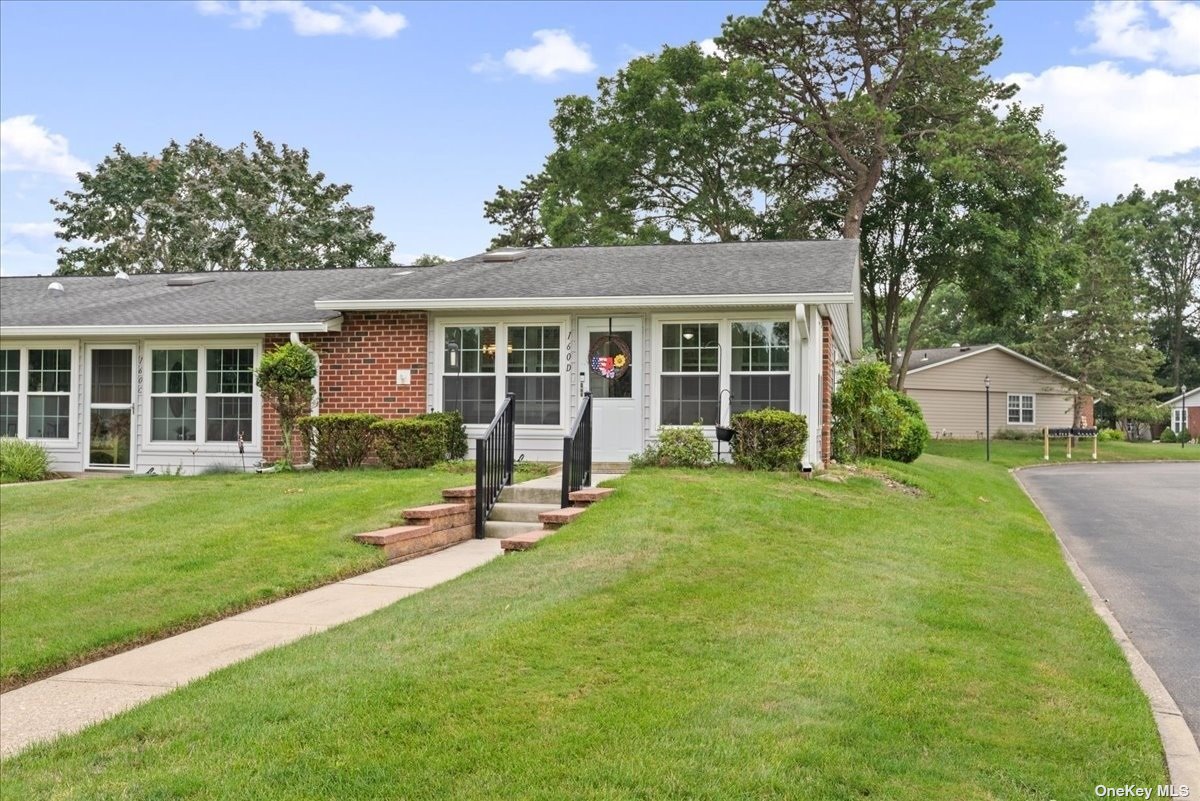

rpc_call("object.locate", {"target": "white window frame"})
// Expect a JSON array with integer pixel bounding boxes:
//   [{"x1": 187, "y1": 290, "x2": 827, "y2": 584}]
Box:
[
  {"x1": 729, "y1": 320, "x2": 793, "y2": 416},
  {"x1": 657, "y1": 319, "x2": 723, "y2": 427},
  {"x1": 434, "y1": 316, "x2": 569, "y2": 432},
  {"x1": 505, "y1": 323, "x2": 565, "y2": 427},
  {"x1": 139, "y1": 340, "x2": 262, "y2": 453},
  {"x1": 1007, "y1": 393, "x2": 1036, "y2": 425},
  {"x1": 650, "y1": 314, "x2": 798, "y2": 433},
  {"x1": 204, "y1": 346, "x2": 257, "y2": 444},
  {"x1": 149, "y1": 347, "x2": 200, "y2": 442},
  {"x1": 1173, "y1": 407, "x2": 1187, "y2": 434},
  {"x1": 0, "y1": 343, "x2": 81, "y2": 444},
  {"x1": 0, "y1": 347, "x2": 20, "y2": 438}
]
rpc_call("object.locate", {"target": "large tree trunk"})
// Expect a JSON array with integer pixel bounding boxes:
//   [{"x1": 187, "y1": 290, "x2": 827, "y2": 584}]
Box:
[{"x1": 894, "y1": 281, "x2": 939, "y2": 392}]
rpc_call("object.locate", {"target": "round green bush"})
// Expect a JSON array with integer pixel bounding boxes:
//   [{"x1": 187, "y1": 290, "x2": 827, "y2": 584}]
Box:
[
  {"x1": 883, "y1": 394, "x2": 930, "y2": 463},
  {"x1": 731, "y1": 409, "x2": 808, "y2": 471},
  {"x1": 1160, "y1": 428, "x2": 1177, "y2": 443},
  {"x1": 1179, "y1": 429, "x2": 1193, "y2": 445},
  {"x1": 1096, "y1": 428, "x2": 1124, "y2": 441},
  {"x1": 0, "y1": 438, "x2": 51, "y2": 482},
  {"x1": 630, "y1": 425, "x2": 713, "y2": 468}
]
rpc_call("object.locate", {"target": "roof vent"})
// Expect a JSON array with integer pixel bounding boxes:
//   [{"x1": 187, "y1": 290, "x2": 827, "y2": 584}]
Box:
[
  {"x1": 115, "y1": 270, "x2": 130, "y2": 281},
  {"x1": 47, "y1": 281, "x2": 65, "y2": 293},
  {"x1": 958, "y1": 346, "x2": 971, "y2": 352},
  {"x1": 391, "y1": 270, "x2": 413, "y2": 277},
  {"x1": 482, "y1": 248, "x2": 526, "y2": 263},
  {"x1": 166, "y1": 275, "x2": 216, "y2": 287}
]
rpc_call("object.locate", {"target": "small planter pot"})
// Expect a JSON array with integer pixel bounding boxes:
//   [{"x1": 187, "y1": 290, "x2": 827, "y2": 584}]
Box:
[{"x1": 715, "y1": 425, "x2": 735, "y2": 443}]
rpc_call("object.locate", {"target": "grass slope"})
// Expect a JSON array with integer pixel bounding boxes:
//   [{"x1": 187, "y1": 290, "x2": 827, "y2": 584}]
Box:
[
  {"x1": 1, "y1": 457, "x2": 1164, "y2": 799},
  {"x1": 0, "y1": 469, "x2": 469, "y2": 689},
  {"x1": 925, "y1": 437, "x2": 1200, "y2": 468}
]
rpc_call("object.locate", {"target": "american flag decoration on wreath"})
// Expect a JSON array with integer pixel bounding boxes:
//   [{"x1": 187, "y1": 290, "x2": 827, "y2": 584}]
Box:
[{"x1": 588, "y1": 335, "x2": 631, "y2": 381}]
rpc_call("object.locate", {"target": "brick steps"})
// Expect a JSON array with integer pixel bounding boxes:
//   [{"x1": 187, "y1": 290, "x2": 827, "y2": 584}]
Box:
[
  {"x1": 500, "y1": 486, "x2": 615, "y2": 553},
  {"x1": 355, "y1": 485, "x2": 477, "y2": 565}
]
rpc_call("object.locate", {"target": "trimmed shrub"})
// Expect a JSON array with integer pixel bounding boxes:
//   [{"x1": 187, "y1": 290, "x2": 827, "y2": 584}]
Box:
[
  {"x1": 257, "y1": 342, "x2": 317, "y2": 469},
  {"x1": 1159, "y1": 428, "x2": 1177, "y2": 443},
  {"x1": 1179, "y1": 429, "x2": 1193, "y2": 445},
  {"x1": 631, "y1": 425, "x2": 714, "y2": 468},
  {"x1": 884, "y1": 394, "x2": 930, "y2": 463},
  {"x1": 1097, "y1": 428, "x2": 1124, "y2": 442},
  {"x1": 372, "y1": 418, "x2": 445, "y2": 469},
  {"x1": 731, "y1": 409, "x2": 808, "y2": 471},
  {"x1": 0, "y1": 438, "x2": 51, "y2": 482},
  {"x1": 419, "y1": 411, "x2": 468, "y2": 460},
  {"x1": 298, "y1": 414, "x2": 380, "y2": 470}
]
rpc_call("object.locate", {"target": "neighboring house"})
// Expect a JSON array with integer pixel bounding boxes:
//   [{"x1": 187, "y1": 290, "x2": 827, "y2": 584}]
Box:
[
  {"x1": 0, "y1": 240, "x2": 861, "y2": 474},
  {"x1": 1161, "y1": 386, "x2": 1200, "y2": 439},
  {"x1": 903, "y1": 344, "x2": 1090, "y2": 439}
]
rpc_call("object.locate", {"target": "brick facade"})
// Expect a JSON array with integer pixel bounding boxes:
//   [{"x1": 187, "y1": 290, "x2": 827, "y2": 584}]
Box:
[
  {"x1": 261, "y1": 311, "x2": 429, "y2": 463},
  {"x1": 820, "y1": 317, "x2": 833, "y2": 464}
]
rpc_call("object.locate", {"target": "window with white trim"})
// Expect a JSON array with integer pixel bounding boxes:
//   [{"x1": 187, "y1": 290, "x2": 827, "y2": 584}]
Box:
[
  {"x1": 1173, "y1": 407, "x2": 1187, "y2": 434},
  {"x1": 205, "y1": 348, "x2": 254, "y2": 442},
  {"x1": 660, "y1": 322, "x2": 720, "y2": 425},
  {"x1": 506, "y1": 325, "x2": 561, "y2": 425},
  {"x1": 730, "y1": 321, "x2": 790, "y2": 414},
  {"x1": 151, "y1": 349, "x2": 198, "y2": 441},
  {"x1": 27, "y1": 349, "x2": 72, "y2": 438},
  {"x1": 0, "y1": 349, "x2": 18, "y2": 437},
  {"x1": 1007, "y1": 393, "x2": 1034, "y2": 425},
  {"x1": 443, "y1": 326, "x2": 497, "y2": 425}
]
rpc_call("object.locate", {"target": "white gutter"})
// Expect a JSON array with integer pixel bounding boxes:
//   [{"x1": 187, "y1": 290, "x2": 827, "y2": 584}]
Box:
[
  {"x1": 314, "y1": 292, "x2": 855, "y2": 312},
  {"x1": 0, "y1": 317, "x2": 343, "y2": 338}
]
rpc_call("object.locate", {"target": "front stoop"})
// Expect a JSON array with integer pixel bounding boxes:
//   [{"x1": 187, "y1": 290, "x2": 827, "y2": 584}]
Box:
[
  {"x1": 500, "y1": 486, "x2": 615, "y2": 553},
  {"x1": 355, "y1": 486, "x2": 476, "y2": 564}
]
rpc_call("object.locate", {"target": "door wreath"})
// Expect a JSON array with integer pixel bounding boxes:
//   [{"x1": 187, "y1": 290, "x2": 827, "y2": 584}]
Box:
[{"x1": 588, "y1": 335, "x2": 632, "y2": 380}]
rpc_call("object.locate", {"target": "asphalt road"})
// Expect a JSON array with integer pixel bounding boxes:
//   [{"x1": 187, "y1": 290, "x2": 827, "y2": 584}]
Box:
[{"x1": 1018, "y1": 462, "x2": 1200, "y2": 740}]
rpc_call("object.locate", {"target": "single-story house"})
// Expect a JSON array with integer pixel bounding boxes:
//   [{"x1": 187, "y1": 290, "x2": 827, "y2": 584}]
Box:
[
  {"x1": 1162, "y1": 386, "x2": 1199, "y2": 438},
  {"x1": 0, "y1": 240, "x2": 861, "y2": 474},
  {"x1": 902, "y1": 344, "x2": 1090, "y2": 438}
]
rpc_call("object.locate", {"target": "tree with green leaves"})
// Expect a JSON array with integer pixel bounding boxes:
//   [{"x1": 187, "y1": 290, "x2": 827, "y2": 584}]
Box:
[
  {"x1": 1116, "y1": 179, "x2": 1200, "y2": 393},
  {"x1": 411, "y1": 254, "x2": 449, "y2": 266},
  {"x1": 859, "y1": 103, "x2": 1073, "y2": 389},
  {"x1": 1028, "y1": 206, "x2": 1164, "y2": 426},
  {"x1": 257, "y1": 342, "x2": 318, "y2": 469},
  {"x1": 718, "y1": 0, "x2": 1008, "y2": 239},
  {"x1": 52, "y1": 133, "x2": 394, "y2": 275},
  {"x1": 486, "y1": 43, "x2": 777, "y2": 246}
]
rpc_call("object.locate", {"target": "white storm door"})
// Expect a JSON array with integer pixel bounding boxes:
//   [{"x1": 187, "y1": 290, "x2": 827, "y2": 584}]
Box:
[{"x1": 578, "y1": 317, "x2": 642, "y2": 461}]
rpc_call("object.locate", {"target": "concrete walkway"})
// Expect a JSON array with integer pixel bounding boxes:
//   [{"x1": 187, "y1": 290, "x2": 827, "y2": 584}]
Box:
[{"x1": 0, "y1": 538, "x2": 501, "y2": 757}]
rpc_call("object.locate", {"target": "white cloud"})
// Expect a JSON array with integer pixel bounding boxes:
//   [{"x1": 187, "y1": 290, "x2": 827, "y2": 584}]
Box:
[
  {"x1": 1004, "y1": 62, "x2": 1200, "y2": 201},
  {"x1": 7, "y1": 222, "x2": 58, "y2": 239},
  {"x1": 196, "y1": 1, "x2": 407, "y2": 39},
  {"x1": 698, "y1": 38, "x2": 724, "y2": 58},
  {"x1": 1082, "y1": 0, "x2": 1200, "y2": 70},
  {"x1": 475, "y1": 29, "x2": 595, "y2": 80},
  {"x1": 0, "y1": 116, "x2": 88, "y2": 179}
]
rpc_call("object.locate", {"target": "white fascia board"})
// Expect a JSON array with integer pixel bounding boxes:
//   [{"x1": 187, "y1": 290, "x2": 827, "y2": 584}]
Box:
[
  {"x1": 314, "y1": 293, "x2": 855, "y2": 312},
  {"x1": 0, "y1": 318, "x2": 343, "y2": 338},
  {"x1": 1160, "y1": 386, "x2": 1200, "y2": 406}
]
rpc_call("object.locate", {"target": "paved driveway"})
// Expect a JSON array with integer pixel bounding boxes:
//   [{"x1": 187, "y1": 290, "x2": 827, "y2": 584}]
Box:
[{"x1": 1017, "y1": 463, "x2": 1200, "y2": 740}]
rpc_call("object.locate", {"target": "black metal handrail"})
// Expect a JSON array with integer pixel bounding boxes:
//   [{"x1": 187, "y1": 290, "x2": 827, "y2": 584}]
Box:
[
  {"x1": 475, "y1": 392, "x2": 516, "y2": 537},
  {"x1": 561, "y1": 392, "x2": 593, "y2": 507}
]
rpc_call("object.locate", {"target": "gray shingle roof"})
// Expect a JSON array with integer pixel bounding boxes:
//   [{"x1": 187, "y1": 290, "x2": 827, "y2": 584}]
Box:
[
  {"x1": 1, "y1": 240, "x2": 858, "y2": 330},
  {"x1": 322, "y1": 240, "x2": 859, "y2": 303},
  {"x1": 908, "y1": 345, "x2": 992, "y2": 369}
]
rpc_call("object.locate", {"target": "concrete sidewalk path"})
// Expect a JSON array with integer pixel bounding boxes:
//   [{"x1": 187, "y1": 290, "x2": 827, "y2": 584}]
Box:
[{"x1": 0, "y1": 538, "x2": 501, "y2": 757}]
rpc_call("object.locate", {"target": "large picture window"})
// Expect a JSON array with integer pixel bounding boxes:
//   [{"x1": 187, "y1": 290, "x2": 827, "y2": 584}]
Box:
[
  {"x1": 730, "y1": 321, "x2": 790, "y2": 414},
  {"x1": 660, "y1": 322, "x2": 720, "y2": 425},
  {"x1": 443, "y1": 326, "x2": 497, "y2": 425},
  {"x1": 151, "y1": 349, "x2": 198, "y2": 441},
  {"x1": 1007, "y1": 393, "x2": 1035, "y2": 425},
  {"x1": 27, "y1": 349, "x2": 72, "y2": 439},
  {"x1": 507, "y1": 325, "x2": 561, "y2": 425},
  {"x1": 206, "y1": 349, "x2": 254, "y2": 442},
  {"x1": 0, "y1": 349, "x2": 18, "y2": 437}
]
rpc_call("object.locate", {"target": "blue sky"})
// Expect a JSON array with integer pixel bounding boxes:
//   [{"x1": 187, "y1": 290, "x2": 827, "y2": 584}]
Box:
[{"x1": 2, "y1": 0, "x2": 1198, "y2": 276}]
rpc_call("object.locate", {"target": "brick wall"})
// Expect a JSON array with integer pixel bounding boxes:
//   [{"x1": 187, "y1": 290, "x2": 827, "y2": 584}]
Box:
[
  {"x1": 821, "y1": 317, "x2": 833, "y2": 465},
  {"x1": 261, "y1": 311, "x2": 429, "y2": 463},
  {"x1": 1078, "y1": 395, "x2": 1095, "y2": 427}
]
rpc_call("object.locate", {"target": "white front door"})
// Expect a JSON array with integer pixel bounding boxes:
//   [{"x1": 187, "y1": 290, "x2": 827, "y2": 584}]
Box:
[{"x1": 578, "y1": 317, "x2": 642, "y2": 461}]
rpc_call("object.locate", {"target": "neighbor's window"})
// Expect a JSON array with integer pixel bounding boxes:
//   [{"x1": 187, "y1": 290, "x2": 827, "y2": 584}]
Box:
[
  {"x1": 730, "y1": 321, "x2": 790, "y2": 415},
  {"x1": 0, "y1": 349, "x2": 18, "y2": 437},
  {"x1": 151, "y1": 349, "x2": 198, "y2": 441},
  {"x1": 27, "y1": 349, "x2": 71, "y2": 439},
  {"x1": 506, "y1": 325, "x2": 561, "y2": 425},
  {"x1": 206, "y1": 348, "x2": 254, "y2": 442},
  {"x1": 443, "y1": 326, "x2": 497, "y2": 425},
  {"x1": 660, "y1": 322, "x2": 719, "y2": 425},
  {"x1": 1173, "y1": 407, "x2": 1187, "y2": 434},
  {"x1": 1007, "y1": 393, "x2": 1034, "y2": 425}
]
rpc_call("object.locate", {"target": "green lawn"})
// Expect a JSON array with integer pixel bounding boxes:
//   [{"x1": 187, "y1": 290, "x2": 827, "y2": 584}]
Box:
[
  {"x1": 926, "y1": 436, "x2": 1200, "y2": 468},
  {"x1": 1, "y1": 455, "x2": 1165, "y2": 799},
  {"x1": 0, "y1": 468, "x2": 475, "y2": 689}
]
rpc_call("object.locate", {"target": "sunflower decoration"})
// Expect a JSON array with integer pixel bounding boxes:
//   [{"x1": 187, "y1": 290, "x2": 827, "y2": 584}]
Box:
[{"x1": 613, "y1": 354, "x2": 627, "y2": 369}]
